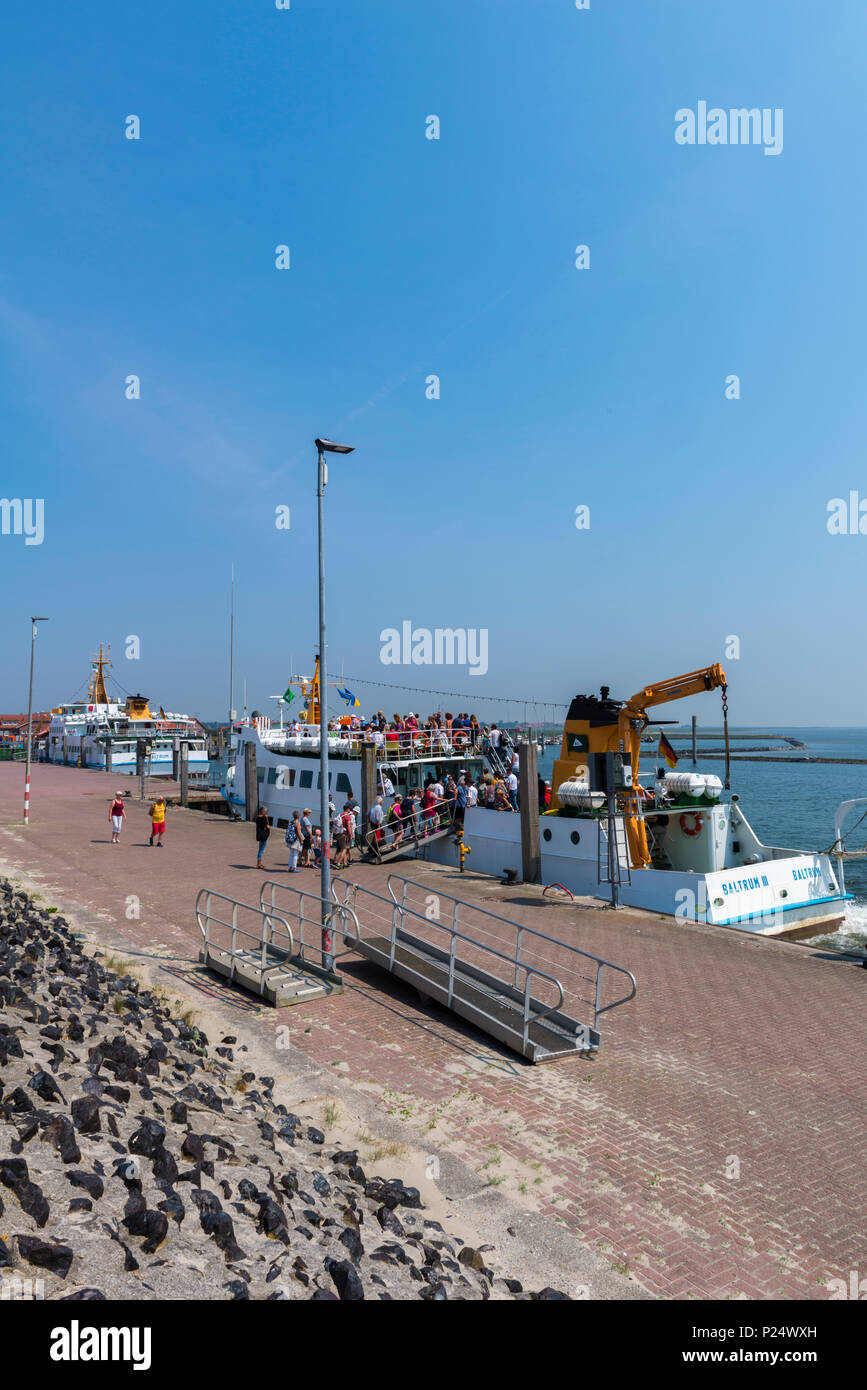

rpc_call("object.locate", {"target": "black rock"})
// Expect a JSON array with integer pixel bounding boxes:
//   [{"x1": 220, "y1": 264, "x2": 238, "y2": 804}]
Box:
[
  {"x1": 310, "y1": 1288, "x2": 338, "y2": 1300},
  {"x1": 458, "y1": 1246, "x2": 485, "y2": 1272},
  {"x1": 181, "y1": 1133, "x2": 205, "y2": 1164},
  {"x1": 113, "y1": 1156, "x2": 142, "y2": 1186},
  {"x1": 29, "y1": 1069, "x2": 65, "y2": 1104},
  {"x1": 70, "y1": 1096, "x2": 102, "y2": 1134},
  {"x1": 419, "y1": 1282, "x2": 449, "y2": 1300},
  {"x1": 376, "y1": 1206, "x2": 406, "y2": 1239},
  {"x1": 123, "y1": 1208, "x2": 169, "y2": 1255},
  {"x1": 69, "y1": 1198, "x2": 92, "y2": 1212},
  {"x1": 67, "y1": 1168, "x2": 105, "y2": 1201},
  {"x1": 156, "y1": 1192, "x2": 185, "y2": 1227},
  {"x1": 330, "y1": 1150, "x2": 359, "y2": 1168},
  {"x1": 42, "y1": 1114, "x2": 81, "y2": 1164},
  {"x1": 312, "y1": 1172, "x2": 331, "y2": 1199},
  {"x1": 128, "y1": 1117, "x2": 166, "y2": 1158},
  {"x1": 325, "y1": 1258, "x2": 365, "y2": 1301},
  {"x1": 152, "y1": 1147, "x2": 179, "y2": 1186},
  {"x1": 16, "y1": 1236, "x2": 73, "y2": 1278},
  {"x1": 5, "y1": 1087, "x2": 35, "y2": 1113},
  {"x1": 224, "y1": 1279, "x2": 249, "y2": 1300},
  {"x1": 339, "y1": 1227, "x2": 364, "y2": 1264},
  {"x1": 104, "y1": 1085, "x2": 131, "y2": 1103},
  {"x1": 59, "y1": 1288, "x2": 106, "y2": 1300},
  {"x1": 533, "y1": 1287, "x2": 571, "y2": 1300},
  {"x1": 306, "y1": 1126, "x2": 325, "y2": 1146},
  {"x1": 170, "y1": 1101, "x2": 188, "y2": 1126},
  {"x1": 255, "y1": 1194, "x2": 290, "y2": 1243}
]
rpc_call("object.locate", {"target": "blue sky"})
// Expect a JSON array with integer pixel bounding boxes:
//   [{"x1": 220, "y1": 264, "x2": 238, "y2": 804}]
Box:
[{"x1": 2, "y1": 0, "x2": 866, "y2": 726}]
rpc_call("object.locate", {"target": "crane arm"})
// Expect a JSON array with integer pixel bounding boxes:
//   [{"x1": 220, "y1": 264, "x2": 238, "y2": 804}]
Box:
[{"x1": 623, "y1": 664, "x2": 727, "y2": 719}]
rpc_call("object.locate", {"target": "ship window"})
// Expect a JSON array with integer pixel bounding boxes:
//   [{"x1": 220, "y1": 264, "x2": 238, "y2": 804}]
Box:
[
  {"x1": 287, "y1": 769, "x2": 296, "y2": 786},
  {"x1": 316, "y1": 772, "x2": 333, "y2": 790},
  {"x1": 257, "y1": 769, "x2": 264, "y2": 783},
  {"x1": 570, "y1": 831, "x2": 580, "y2": 845},
  {"x1": 299, "y1": 771, "x2": 313, "y2": 789},
  {"x1": 543, "y1": 828, "x2": 552, "y2": 842},
  {"x1": 267, "y1": 768, "x2": 278, "y2": 784},
  {"x1": 335, "y1": 774, "x2": 352, "y2": 794}
]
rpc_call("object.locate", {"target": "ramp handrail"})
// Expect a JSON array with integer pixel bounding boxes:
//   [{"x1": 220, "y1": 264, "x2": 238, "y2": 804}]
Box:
[
  {"x1": 195, "y1": 889, "x2": 296, "y2": 983},
  {"x1": 257, "y1": 880, "x2": 360, "y2": 962},
  {"x1": 331, "y1": 878, "x2": 570, "y2": 1051},
  {"x1": 386, "y1": 875, "x2": 637, "y2": 1025},
  {"x1": 364, "y1": 796, "x2": 456, "y2": 860}
]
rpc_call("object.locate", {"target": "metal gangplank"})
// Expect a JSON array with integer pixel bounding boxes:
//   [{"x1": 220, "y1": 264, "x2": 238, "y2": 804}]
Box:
[
  {"x1": 331, "y1": 874, "x2": 637, "y2": 1063},
  {"x1": 364, "y1": 804, "x2": 458, "y2": 862},
  {"x1": 195, "y1": 887, "x2": 357, "y2": 1006}
]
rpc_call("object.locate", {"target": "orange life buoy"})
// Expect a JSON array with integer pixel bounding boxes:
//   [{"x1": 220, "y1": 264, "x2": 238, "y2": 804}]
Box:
[{"x1": 679, "y1": 811, "x2": 704, "y2": 837}]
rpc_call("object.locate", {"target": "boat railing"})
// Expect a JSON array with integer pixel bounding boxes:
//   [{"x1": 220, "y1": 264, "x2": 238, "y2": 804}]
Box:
[{"x1": 257, "y1": 727, "x2": 483, "y2": 763}]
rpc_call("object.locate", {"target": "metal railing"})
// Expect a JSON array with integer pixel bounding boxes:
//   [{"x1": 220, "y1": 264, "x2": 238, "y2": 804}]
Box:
[
  {"x1": 385, "y1": 875, "x2": 637, "y2": 1029},
  {"x1": 255, "y1": 725, "x2": 483, "y2": 764},
  {"x1": 257, "y1": 881, "x2": 360, "y2": 962},
  {"x1": 330, "y1": 874, "x2": 636, "y2": 1051},
  {"x1": 195, "y1": 889, "x2": 297, "y2": 993},
  {"x1": 364, "y1": 797, "x2": 457, "y2": 859}
]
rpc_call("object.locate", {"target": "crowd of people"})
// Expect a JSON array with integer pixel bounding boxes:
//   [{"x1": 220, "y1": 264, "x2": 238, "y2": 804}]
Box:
[
  {"x1": 282, "y1": 709, "x2": 516, "y2": 762},
  {"x1": 254, "y1": 764, "x2": 551, "y2": 870}
]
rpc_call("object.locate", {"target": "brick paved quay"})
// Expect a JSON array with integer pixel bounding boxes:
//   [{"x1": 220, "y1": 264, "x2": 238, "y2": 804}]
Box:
[{"x1": 3, "y1": 762, "x2": 866, "y2": 1300}]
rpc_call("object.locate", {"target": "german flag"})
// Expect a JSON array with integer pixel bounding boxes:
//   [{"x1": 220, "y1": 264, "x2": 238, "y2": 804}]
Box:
[{"x1": 659, "y1": 733, "x2": 678, "y2": 768}]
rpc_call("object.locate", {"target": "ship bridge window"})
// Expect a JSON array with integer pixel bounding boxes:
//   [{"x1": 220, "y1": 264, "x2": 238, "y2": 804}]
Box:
[
  {"x1": 335, "y1": 773, "x2": 352, "y2": 795},
  {"x1": 257, "y1": 769, "x2": 265, "y2": 783},
  {"x1": 267, "y1": 768, "x2": 278, "y2": 785},
  {"x1": 299, "y1": 770, "x2": 313, "y2": 789}
]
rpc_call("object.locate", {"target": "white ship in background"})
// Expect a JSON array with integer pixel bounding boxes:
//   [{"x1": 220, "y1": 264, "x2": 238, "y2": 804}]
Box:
[{"x1": 47, "y1": 646, "x2": 208, "y2": 773}]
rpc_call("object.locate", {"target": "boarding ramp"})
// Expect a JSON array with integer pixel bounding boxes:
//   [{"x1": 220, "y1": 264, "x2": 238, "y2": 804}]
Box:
[
  {"x1": 330, "y1": 874, "x2": 637, "y2": 1063},
  {"x1": 364, "y1": 800, "x2": 457, "y2": 862},
  {"x1": 195, "y1": 887, "x2": 355, "y2": 1006}
]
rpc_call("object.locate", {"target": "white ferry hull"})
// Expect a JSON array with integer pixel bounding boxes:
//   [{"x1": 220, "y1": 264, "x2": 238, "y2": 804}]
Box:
[{"x1": 420, "y1": 808, "x2": 848, "y2": 940}]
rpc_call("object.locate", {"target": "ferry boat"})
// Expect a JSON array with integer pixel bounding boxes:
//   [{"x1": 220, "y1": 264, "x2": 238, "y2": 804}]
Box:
[
  {"x1": 225, "y1": 658, "x2": 487, "y2": 819},
  {"x1": 229, "y1": 658, "x2": 849, "y2": 941},
  {"x1": 423, "y1": 665, "x2": 849, "y2": 941},
  {"x1": 47, "y1": 646, "x2": 208, "y2": 774}
]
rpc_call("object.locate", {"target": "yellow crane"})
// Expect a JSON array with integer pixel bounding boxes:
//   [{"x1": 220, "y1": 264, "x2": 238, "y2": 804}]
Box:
[{"x1": 551, "y1": 663, "x2": 728, "y2": 868}]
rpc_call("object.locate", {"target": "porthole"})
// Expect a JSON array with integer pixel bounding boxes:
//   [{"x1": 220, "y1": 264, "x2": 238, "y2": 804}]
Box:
[
  {"x1": 779, "y1": 889, "x2": 788, "y2": 899},
  {"x1": 542, "y1": 828, "x2": 552, "y2": 842},
  {"x1": 570, "y1": 831, "x2": 580, "y2": 845}
]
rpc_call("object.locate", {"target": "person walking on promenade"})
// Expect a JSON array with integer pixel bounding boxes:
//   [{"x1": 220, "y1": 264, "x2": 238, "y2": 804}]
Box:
[
  {"x1": 255, "y1": 805, "x2": 271, "y2": 868},
  {"x1": 109, "y1": 791, "x2": 127, "y2": 844},
  {"x1": 149, "y1": 796, "x2": 167, "y2": 847},
  {"x1": 286, "y1": 809, "x2": 303, "y2": 872}
]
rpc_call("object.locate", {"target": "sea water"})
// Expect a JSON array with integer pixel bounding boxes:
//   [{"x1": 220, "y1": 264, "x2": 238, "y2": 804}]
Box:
[{"x1": 539, "y1": 727, "x2": 867, "y2": 955}]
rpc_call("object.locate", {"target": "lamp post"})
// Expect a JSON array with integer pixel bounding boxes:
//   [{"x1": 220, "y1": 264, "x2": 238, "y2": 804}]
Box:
[
  {"x1": 315, "y1": 436, "x2": 354, "y2": 969},
  {"x1": 24, "y1": 616, "x2": 49, "y2": 825}
]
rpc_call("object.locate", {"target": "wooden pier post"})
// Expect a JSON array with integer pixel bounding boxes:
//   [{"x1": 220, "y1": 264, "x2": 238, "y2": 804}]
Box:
[
  {"x1": 360, "y1": 742, "x2": 376, "y2": 851},
  {"x1": 519, "y1": 738, "x2": 541, "y2": 884},
  {"x1": 62, "y1": 734, "x2": 68, "y2": 766},
  {"x1": 104, "y1": 739, "x2": 112, "y2": 774},
  {"x1": 244, "y1": 741, "x2": 258, "y2": 821},
  {"x1": 136, "y1": 739, "x2": 146, "y2": 800},
  {"x1": 180, "y1": 742, "x2": 189, "y2": 808},
  {"x1": 172, "y1": 739, "x2": 180, "y2": 781}
]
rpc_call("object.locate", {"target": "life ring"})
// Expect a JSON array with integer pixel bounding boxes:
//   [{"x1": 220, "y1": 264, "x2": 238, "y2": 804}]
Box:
[{"x1": 680, "y1": 811, "x2": 704, "y2": 837}]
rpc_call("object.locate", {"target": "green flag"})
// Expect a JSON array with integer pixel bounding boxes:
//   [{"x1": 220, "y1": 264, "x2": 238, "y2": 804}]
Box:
[{"x1": 282, "y1": 687, "x2": 296, "y2": 704}]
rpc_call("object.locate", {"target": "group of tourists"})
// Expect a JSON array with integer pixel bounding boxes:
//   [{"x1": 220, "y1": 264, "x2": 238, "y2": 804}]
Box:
[{"x1": 106, "y1": 792, "x2": 167, "y2": 846}]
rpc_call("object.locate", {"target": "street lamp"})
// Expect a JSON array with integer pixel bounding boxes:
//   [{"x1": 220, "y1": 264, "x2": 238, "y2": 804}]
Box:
[
  {"x1": 315, "y1": 437, "x2": 354, "y2": 969},
  {"x1": 24, "y1": 617, "x2": 49, "y2": 825}
]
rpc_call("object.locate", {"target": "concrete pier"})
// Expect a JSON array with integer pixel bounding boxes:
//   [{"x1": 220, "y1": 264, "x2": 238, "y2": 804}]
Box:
[{"x1": 2, "y1": 760, "x2": 866, "y2": 1301}]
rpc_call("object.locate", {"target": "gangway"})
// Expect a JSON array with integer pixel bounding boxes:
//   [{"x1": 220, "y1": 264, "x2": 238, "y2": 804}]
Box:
[
  {"x1": 331, "y1": 874, "x2": 637, "y2": 1063},
  {"x1": 364, "y1": 803, "x2": 458, "y2": 862},
  {"x1": 195, "y1": 887, "x2": 356, "y2": 1006}
]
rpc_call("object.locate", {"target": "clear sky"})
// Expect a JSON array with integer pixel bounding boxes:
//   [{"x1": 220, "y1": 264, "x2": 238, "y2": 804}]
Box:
[{"x1": 2, "y1": 0, "x2": 865, "y2": 726}]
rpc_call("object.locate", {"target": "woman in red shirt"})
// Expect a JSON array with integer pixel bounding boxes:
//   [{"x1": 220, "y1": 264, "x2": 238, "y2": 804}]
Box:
[{"x1": 109, "y1": 792, "x2": 127, "y2": 844}]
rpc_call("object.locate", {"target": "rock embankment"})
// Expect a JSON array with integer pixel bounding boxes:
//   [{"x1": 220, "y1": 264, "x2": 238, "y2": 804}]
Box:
[{"x1": 0, "y1": 879, "x2": 568, "y2": 1300}]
